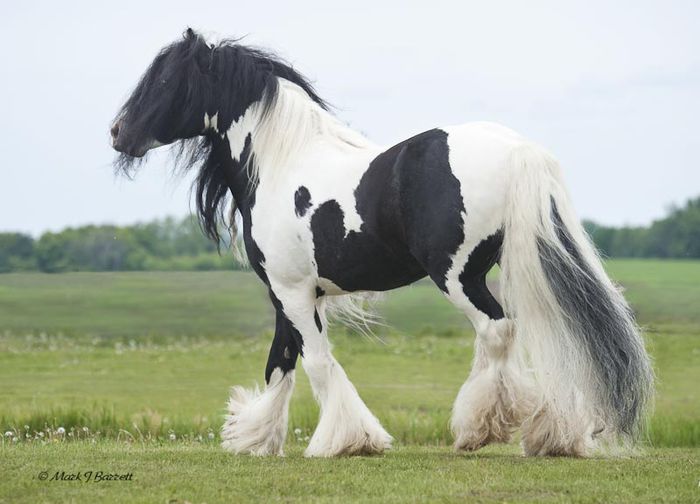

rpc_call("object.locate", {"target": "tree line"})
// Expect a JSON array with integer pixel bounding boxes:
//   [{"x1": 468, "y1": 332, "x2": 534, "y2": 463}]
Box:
[
  {"x1": 583, "y1": 196, "x2": 700, "y2": 259},
  {"x1": 1, "y1": 197, "x2": 698, "y2": 273},
  {"x1": 0, "y1": 216, "x2": 240, "y2": 273}
]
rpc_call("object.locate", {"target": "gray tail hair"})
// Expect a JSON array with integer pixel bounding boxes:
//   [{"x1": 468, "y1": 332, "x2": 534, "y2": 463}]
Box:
[{"x1": 501, "y1": 144, "x2": 654, "y2": 453}]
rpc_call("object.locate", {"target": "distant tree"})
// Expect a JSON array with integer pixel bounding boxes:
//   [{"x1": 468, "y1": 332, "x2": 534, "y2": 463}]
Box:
[
  {"x1": 34, "y1": 232, "x2": 69, "y2": 272},
  {"x1": 171, "y1": 215, "x2": 219, "y2": 256},
  {"x1": 646, "y1": 198, "x2": 700, "y2": 258},
  {"x1": 583, "y1": 221, "x2": 616, "y2": 257},
  {"x1": 0, "y1": 233, "x2": 35, "y2": 272},
  {"x1": 585, "y1": 197, "x2": 700, "y2": 259},
  {"x1": 15, "y1": 215, "x2": 240, "y2": 273}
]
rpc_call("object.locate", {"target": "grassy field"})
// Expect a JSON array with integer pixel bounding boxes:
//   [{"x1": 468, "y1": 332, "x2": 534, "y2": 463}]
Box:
[
  {"x1": 3, "y1": 444, "x2": 698, "y2": 503},
  {"x1": 1, "y1": 259, "x2": 699, "y2": 502}
]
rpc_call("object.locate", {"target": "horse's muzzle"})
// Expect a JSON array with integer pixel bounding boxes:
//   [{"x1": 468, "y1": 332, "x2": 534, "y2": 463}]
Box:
[{"x1": 110, "y1": 120, "x2": 147, "y2": 158}]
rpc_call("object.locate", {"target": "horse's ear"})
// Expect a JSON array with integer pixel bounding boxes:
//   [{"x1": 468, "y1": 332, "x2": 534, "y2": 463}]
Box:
[{"x1": 184, "y1": 27, "x2": 196, "y2": 40}]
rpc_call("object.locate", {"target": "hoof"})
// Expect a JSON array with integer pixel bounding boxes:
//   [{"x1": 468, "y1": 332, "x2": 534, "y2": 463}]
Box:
[
  {"x1": 453, "y1": 431, "x2": 500, "y2": 453},
  {"x1": 304, "y1": 418, "x2": 392, "y2": 457},
  {"x1": 520, "y1": 406, "x2": 593, "y2": 457}
]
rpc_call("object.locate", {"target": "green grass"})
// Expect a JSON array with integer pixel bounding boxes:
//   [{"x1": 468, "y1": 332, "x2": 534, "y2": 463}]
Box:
[
  {"x1": 604, "y1": 259, "x2": 700, "y2": 326},
  {"x1": 0, "y1": 332, "x2": 698, "y2": 448},
  {"x1": 0, "y1": 271, "x2": 273, "y2": 338},
  {"x1": 2, "y1": 444, "x2": 698, "y2": 504},
  {"x1": 0, "y1": 260, "x2": 697, "y2": 340},
  {"x1": 1, "y1": 259, "x2": 699, "y2": 502}
]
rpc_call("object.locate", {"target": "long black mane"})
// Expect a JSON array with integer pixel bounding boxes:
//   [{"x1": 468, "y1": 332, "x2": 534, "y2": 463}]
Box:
[{"x1": 115, "y1": 28, "x2": 328, "y2": 244}]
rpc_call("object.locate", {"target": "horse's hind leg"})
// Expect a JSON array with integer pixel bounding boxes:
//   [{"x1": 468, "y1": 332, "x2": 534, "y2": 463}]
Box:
[
  {"x1": 221, "y1": 307, "x2": 299, "y2": 456},
  {"x1": 443, "y1": 232, "x2": 534, "y2": 451}
]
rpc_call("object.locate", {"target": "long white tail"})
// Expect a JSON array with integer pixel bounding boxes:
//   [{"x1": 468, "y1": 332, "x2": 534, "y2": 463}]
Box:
[{"x1": 500, "y1": 144, "x2": 653, "y2": 455}]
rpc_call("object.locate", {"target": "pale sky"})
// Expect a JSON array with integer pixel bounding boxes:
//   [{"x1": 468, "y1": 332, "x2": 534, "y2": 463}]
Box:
[{"x1": 2, "y1": 1, "x2": 698, "y2": 235}]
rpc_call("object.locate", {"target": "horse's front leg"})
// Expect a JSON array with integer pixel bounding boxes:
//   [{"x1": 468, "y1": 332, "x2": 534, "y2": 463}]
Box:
[
  {"x1": 276, "y1": 285, "x2": 392, "y2": 457},
  {"x1": 221, "y1": 308, "x2": 299, "y2": 456}
]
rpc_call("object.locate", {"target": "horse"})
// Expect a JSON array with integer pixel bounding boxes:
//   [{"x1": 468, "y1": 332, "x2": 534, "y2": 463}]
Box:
[{"x1": 111, "y1": 28, "x2": 653, "y2": 458}]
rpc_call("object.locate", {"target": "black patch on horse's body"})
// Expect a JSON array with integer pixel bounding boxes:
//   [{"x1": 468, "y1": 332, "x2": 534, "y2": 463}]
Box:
[
  {"x1": 308, "y1": 129, "x2": 467, "y2": 293},
  {"x1": 243, "y1": 225, "x2": 268, "y2": 284},
  {"x1": 313, "y1": 309, "x2": 323, "y2": 332},
  {"x1": 459, "y1": 230, "x2": 504, "y2": 320},
  {"x1": 315, "y1": 286, "x2": 325, "y2": 298},
  {"x1": 294, "y1": 186, "x2": 312, "y2": 217},
  {"x1": 309, "y1": 197, "x2": 424, "y2": 291},
  {"x1": 390, "y1": 130, "x2": 466, "y2": 291},
  {"x1": 309, "y1": 199, "x2": 345, "y2": 270},
  {"x1": 265, "y1": 308, "x2": 302, "y2": 383}
]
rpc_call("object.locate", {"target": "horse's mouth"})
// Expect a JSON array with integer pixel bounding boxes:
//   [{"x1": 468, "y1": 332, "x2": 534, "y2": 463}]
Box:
[
  {"x1": 111, "y1": 134, "x2": 146, "y2": 157},
  {"x1": 112, "y1": 138, "x2": 163, "y2": 158},
  {"x1": 113, "y1": 145, "x2": 147, "y2": 158}
]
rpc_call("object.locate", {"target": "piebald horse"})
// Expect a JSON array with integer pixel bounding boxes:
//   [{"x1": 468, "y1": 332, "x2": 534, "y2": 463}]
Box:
[{"x1": 112, "y1": 29, "x2": 653, "y2": 458}]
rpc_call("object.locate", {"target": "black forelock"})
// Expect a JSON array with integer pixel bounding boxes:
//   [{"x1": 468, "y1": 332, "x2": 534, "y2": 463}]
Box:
[
  {"x1": 114, "y1": 30, "x2": 214, "y2": 175},
  {"x1": 114, "y1": 28, "x2": 329, "y2": 244}
]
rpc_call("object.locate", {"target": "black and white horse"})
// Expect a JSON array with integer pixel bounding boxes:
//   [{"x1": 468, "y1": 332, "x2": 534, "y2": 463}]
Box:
[{"x1": 112, "y1": 29, "x2": 653, "y2": 458}]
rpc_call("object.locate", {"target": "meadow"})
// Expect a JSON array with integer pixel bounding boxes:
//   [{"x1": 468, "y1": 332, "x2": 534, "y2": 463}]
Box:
[{"x1": 1, "y1": 259, "x2": 699, "y2": 502}]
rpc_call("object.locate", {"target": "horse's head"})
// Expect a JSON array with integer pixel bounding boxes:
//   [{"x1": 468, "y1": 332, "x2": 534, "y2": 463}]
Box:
[
  {"x1": 111, "y1": 28, "x2": 214, "y2": 162},
  {"x1": 111, "y1": 29, "x2": 330, "y2": 243}
]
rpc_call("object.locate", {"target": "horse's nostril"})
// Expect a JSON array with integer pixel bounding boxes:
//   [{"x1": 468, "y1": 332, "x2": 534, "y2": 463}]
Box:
[{"x1": 110, "y1": 122, "x2": 120, "y2": 141}]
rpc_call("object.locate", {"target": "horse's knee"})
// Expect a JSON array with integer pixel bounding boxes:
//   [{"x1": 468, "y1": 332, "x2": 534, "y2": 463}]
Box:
[
  {"x1": 301, "y1": 352, "x2": 333, "y2": 378},
  {"x1": 300, "y1": 352, "x2": 338, "y2": 401}
]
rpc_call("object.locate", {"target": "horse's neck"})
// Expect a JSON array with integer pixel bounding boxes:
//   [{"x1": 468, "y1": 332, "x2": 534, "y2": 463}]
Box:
[{"x1": 225, "y1": 79, "x2": 376, "y2": 187}]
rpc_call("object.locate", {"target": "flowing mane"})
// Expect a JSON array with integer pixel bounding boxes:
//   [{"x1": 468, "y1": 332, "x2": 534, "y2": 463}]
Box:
[
  {"x1": 203, "y1": 37, "x2": 331, "y2": 131},
  {"x1": 190, "y1": 36, "x2": 340, "y2": 245}
]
